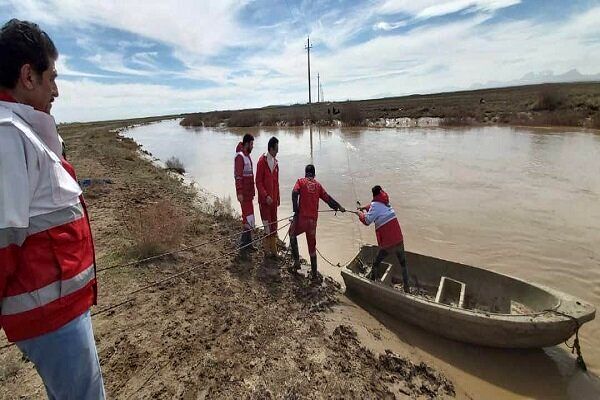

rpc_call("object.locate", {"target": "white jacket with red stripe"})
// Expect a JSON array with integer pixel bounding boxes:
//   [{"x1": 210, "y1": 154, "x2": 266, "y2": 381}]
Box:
[
  {"x1": 0, "y1": 101, "x2": 96, "y2": 342},
  {"x1": 359, "y1": 191, "x2": 403, "y2": 249}
]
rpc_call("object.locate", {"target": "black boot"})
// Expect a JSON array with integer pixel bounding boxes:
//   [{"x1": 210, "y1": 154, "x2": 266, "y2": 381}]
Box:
[
  {"x1": 240, "y1": 231, "x2": 257, "y2": 252},
  {"x1": 310, "y1": 255, "x2": 321, "y2": 283},
  {"x1": 289, "y1": 236, "x2": 301, "y2": 271}
]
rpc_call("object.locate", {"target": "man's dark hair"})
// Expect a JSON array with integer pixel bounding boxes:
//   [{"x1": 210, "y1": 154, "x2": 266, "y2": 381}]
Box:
[
  {"x1": 305, "y1": 164, "x2": 316, "y2": 177},
  {"x1": 0, "y1": 19, "x2": 58, "y2": 89},
  {"x1": 372, "y1": 185, "x2": 382, "y2": 196},
  {"x1": 267, "y1": 136, "x2": 278, "y2": 150},
  {"x1": 242, "y1": 134, "x2": 254, "y2": 144}
]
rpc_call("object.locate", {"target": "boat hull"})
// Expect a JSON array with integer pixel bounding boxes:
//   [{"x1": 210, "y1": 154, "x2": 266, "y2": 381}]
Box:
[{"x1": 341, "y1": 247, "x2": 595, "y2": 348}]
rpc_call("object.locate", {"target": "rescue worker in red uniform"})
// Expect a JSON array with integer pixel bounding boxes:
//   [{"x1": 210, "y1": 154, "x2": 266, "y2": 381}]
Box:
[
  {"x1": 255, "y1": 137, "x2": 280, "y2": 258},
  {"x1": 0, "y1": 19, "x2": 105, "y2": 398},
  {"x1": 234, "y1": 134, "x2": 256, "y2": 250},
  {"x1": 356, "y1": 185, "x2": 410, "y2": 291},
  {"x1": 290, "y1": 164, "x2": 346, "y2": 281}
]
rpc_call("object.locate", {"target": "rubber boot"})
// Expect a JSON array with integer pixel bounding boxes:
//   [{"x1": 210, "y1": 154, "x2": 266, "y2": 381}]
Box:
[
  {"x1": 262, "y1": 235, "x2": 272, "y2": 257},
  {"x1": 269, "y1": 235, "x2": 281, "y2": 259},
  {"x1": 241, "y1": 231, "x2": 257, "y2": 252},
  {"x1": 310, "y1": 255, "x2": 321, "y2": 283},
  {"x1": 289, "y1": 236, "x2": 301, "y2": 271}
]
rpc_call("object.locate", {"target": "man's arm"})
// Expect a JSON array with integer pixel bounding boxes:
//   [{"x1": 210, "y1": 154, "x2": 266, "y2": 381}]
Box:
[
  {"x1": 319, "y1": 186, "x2": 345, "y2": 212},
  {"x1": 234, "y1": 154, "x2": 244, "y2": 201},
  {"x1": 0, "y1": 129, "x2": 32, "y2": 329},
  {"x1": 359, "y1": 205, "x2": 376, "y2": 226},
  {"x1": 255, "y1": 157, "x2": 267, "y2": 200}
]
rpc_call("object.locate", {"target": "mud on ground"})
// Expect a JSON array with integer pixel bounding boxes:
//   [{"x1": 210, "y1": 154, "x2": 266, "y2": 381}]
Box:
[{"x1": 0, "y1": 118, "x2": 455, "y2": 399}]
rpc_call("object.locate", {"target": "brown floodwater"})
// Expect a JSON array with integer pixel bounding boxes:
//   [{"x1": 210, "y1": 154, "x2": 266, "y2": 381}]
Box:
[{"x1": 124, "y1": 120, "x2": 600, "y2": 399}]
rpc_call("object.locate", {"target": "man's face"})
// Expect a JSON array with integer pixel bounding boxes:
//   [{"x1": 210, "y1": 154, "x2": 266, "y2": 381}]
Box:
[
  {"x1": 245, "y1": 140, "x2": 254, "y2": 153},
  {"x1": 269, "y1": 143, "x2": 279, "y2": 157},
  {"x1": 27, "y1": 58, "x2": 59, "y2": 113}
]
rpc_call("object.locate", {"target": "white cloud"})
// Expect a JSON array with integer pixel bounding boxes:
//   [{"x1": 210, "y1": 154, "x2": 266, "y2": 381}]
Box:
[
  {"x1": 85, "y1": 51, "x2": 157, "y2": 76},
  {"x1": 378, "y1": 0, "x2": 520, "y2": 18},
  {"x1": 55, "y1": 55, "x2": 114, "y2": 79},
  {"x1": 6, "y1": 1, "x2": 598, "y2": 122},
  {"x1": 4, "y1": 0, "x2": 253, "y2": 57},
  {"x1": 373, "y1": 20, "x2": 408, "y2": 31}
]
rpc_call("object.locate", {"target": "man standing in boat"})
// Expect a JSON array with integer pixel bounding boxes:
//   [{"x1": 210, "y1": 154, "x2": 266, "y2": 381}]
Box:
[
  {"x1": 356, "y1": 185, "x2": 410, "y2": 292},
  {"x1": 234, "y1": 134, "x2": 256, "y2": 251},
  {"x1": 290, "y1": 164, "x2": 346, "y2": 282},
  {"x1": 255, "y1": 136, "x2": 280, "y2": 258}
]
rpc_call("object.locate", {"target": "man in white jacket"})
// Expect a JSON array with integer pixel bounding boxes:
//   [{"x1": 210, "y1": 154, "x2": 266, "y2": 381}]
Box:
[{"x1": 0, "y1": 19, "x2": 105, "y2": 399}]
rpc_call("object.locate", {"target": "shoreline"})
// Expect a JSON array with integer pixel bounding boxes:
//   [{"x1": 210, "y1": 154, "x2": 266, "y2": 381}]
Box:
[{"x1": 0, "y1": 119, "x2": 461, "y2": 399}]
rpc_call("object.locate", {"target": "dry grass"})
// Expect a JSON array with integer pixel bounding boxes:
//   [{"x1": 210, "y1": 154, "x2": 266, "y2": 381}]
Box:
[
  {"x1": 179, "y1": 82, "x2": 600, "y2": 128},
  {"x1": 592, "y1": 113, "x2": 600, "y2": 129},
  {"x1": 124, "y1": 200, "x2": 188, "y2": 259},
  {"x1": 532, "y1": 88, "x2": 566, "y2": 111},
  {"x1": 165, "y1": 156, "x2": 185, "y2": 174},
  {"x1": 0, "y1": 358, "x2": 22, "y2": 381},
  {"x1": 340, "y1": 102, "x2": 364, "y2": 126}
]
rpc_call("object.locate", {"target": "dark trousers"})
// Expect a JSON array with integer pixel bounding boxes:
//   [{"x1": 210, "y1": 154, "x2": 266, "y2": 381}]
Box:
[{"x1": 373, "y1": 243, "x2": 409, "y2": 289}]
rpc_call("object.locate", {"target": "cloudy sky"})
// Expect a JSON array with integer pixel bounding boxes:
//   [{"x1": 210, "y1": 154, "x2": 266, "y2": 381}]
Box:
[{"x1": 1, "y1": 0, "x2": 599, "y2": 122}]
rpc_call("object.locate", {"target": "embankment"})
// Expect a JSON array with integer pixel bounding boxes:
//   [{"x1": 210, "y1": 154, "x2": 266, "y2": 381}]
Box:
[
  {"x1": 180, "y1": 82, "x2": 600, "y2": 129},
  {"x1": 0, "y1": 118, "x2": 459, "y2": 399}
]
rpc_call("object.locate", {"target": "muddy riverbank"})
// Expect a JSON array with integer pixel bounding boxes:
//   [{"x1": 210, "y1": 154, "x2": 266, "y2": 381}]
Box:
[
  {"x1": 0, "y1": 119, "x2": 460, "y2": 399},
  {"x1": 123, "y1": 119, "x2": 600, "y2": 399}
]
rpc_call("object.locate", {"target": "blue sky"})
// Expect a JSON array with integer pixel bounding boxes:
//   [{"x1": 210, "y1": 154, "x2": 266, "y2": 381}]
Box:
[{"x1": 1, "y1": 0, "x2": 599, "y2": 122}]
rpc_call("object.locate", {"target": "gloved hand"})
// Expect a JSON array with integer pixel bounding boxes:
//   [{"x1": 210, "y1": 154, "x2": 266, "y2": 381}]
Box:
[{"x1": 338, "y1": 206, "x2": 346, "y2": 213}]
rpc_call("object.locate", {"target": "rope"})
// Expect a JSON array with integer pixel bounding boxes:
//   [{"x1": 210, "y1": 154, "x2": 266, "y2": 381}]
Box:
[
  {"x1": 92, "y1": 222, "x2": 291, "y2": 318},
  {"x1": 96, "y1": 214, "x2": 294, "y2": 273},
  {"x1": 544, "y1": 309, "x2": 587, "y2": 371},
  {"x1": 340, "y1": 134, "x2": 365, "y2": 249},
  {"x1": 316, "y1": 247, "x2": 354, "y2": 269},
  {"x1": 0, "y1": 222, "x2": 291, "y2": 352}
]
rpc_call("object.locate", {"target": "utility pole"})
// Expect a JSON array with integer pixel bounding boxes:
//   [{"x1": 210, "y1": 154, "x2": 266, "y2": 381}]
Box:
[
  {"x1": 305, "y1": 37, "x2": 312, "y2": 105},
  {"x1": 317, "y1": 73, "x2": 320, "y2": 103},
  {"x1": 320, "y1": 79, "x2": 324, "y2": 103}
]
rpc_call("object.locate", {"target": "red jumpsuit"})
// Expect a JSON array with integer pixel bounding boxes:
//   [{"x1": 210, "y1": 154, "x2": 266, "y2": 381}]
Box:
[
  {"x1": 291, "y1": 177, "x2": 333, "y2": 256},
  {"x1": 255, "y1": 153, "x2": 279, "y2": 235},
  {"x1": 234, "y1": 143, "x2": 255, "y2": 228}
]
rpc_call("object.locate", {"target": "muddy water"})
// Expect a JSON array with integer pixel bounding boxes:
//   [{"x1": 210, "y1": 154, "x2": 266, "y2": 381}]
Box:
[{"x1": 124, "y1": 120, "x2": 600, "y2": 399}]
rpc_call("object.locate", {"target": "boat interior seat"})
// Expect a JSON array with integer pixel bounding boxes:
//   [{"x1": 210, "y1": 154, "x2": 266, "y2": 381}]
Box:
[
  {"x1": 379, "y1": 262, "x2": 393, "y2": 286},
  {"x1": 435, "y1": 276, "x2": 466, "y2": 308}
]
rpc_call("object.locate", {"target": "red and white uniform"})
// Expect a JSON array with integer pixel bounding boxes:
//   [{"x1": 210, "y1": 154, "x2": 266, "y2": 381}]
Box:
[
  {"x1": 0, "y1": 98, "x2": 97, "y2": 342},
  {"x1": 291, "y1": 177, "x2": 333, "y2": 256},
  {"x1": 234, "y1": 142, "x2": 255, "y2": 228},
  {"x1": 255, "y1": 153, "x2": 279, "y2": 234},
  {"x1": 359, "y1": 191, "x2": 403, "y2": 250}
]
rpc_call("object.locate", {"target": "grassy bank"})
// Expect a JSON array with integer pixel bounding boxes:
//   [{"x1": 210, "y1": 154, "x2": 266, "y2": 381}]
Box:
[
  {"x1": 180, "y1": 82, "x2": 600, "y2": 129},
  {"x1": 0, "y1": 118, "x2": 457, "y2": 399}
]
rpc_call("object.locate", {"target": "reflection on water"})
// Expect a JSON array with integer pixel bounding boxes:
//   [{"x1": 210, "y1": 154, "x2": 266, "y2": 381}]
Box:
[{"x1": 124, "y1": 120, "x2": 600, "y2": 398}]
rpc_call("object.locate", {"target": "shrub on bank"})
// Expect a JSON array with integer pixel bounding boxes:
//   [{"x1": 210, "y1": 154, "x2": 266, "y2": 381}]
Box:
[
  {"x1": 165, "y1": 156, "x2": 185, "y2": 174},
  {"x1": 228, "y1": 111, "x2": 260, "y2": 127},
  {"x1": 340, "y1": 102, "x2": 364, "y2": 126},
  {"x1": 532, "y1": 88, "x2": 566, "y2": 111},
  {"x1": 125, "y1": 200, "x2": 187, "y2": 259}
]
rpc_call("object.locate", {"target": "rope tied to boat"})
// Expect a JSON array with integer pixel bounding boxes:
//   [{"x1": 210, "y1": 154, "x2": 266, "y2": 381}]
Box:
[{"x1": 544, "y1": 309, "x2": 587, "y2": 371}]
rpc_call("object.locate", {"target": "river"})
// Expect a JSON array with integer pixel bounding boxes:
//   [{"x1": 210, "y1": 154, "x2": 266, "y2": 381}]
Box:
[{"x1": 123, "y1": 119, "x2": 600, "y2": 399}]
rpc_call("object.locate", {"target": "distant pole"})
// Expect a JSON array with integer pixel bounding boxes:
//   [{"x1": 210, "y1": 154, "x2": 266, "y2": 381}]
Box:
[
  {"x1": 320, "y1": 80, "x2": 324, "y2": 103},
  {"x1": 305, "y1": 37, "x2": 312, "y2": 104},
  {"x1": 317, "y1": 73, "x2": 320, "y2": 103},
  {"x1": 305, "y1": 36, "x2": 313, "y2": 121}
]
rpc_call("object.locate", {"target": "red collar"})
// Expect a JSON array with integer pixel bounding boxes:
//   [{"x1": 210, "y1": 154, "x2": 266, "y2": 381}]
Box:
[{"x1": 0, "y1": 91, "x2": 17, "y2": 103}]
